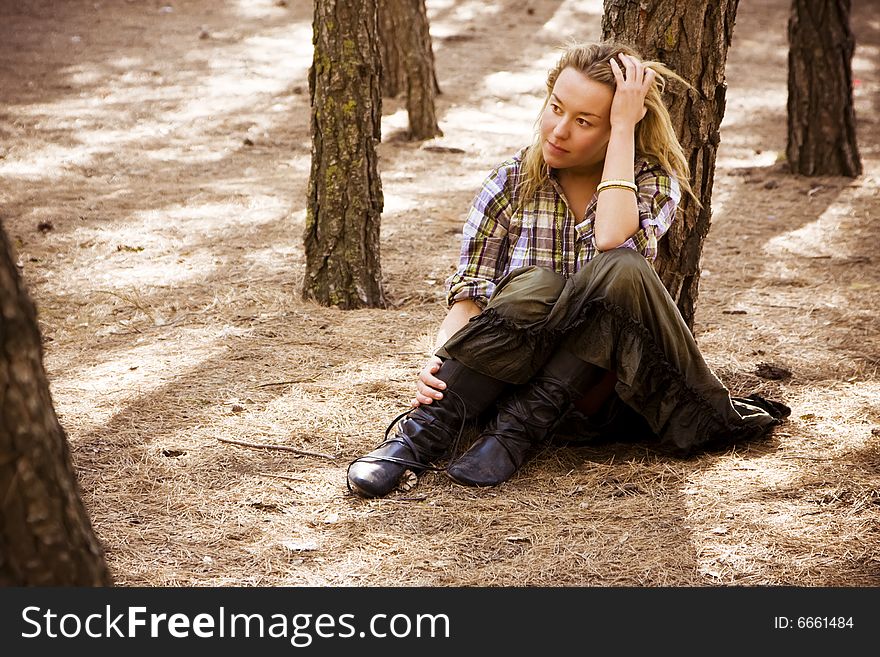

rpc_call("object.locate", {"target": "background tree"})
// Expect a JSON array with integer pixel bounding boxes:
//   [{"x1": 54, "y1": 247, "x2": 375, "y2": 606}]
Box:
[
  {"x1": 378, "y1": 0, "x2": 442, "y2": 140},
  {"x1": 378, "y1": 4, "x2": 405, "y2": 99},
  {"x1": 303, "y1": 0, "x2": 386, "y2": 308},
  {"x1": 787, "y1": 0, "x2": 862, "y2": 176},
  {"x1": 0, "y1": 225, "x2": 111, "y2": 586},
  {"x1": 603, "y1": 0, "x2": 739, "y2": 330}
]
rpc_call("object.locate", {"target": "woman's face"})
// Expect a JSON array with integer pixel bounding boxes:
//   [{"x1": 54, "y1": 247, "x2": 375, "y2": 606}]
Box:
[{"x1": 540, "y1": 66, "x2": 613, "y2": 175}]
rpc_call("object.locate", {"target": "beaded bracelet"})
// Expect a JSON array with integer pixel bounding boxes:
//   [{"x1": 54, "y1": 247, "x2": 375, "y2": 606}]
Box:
[{"x1": 597, "y1": 179, "x2": 638, "y2": 194}]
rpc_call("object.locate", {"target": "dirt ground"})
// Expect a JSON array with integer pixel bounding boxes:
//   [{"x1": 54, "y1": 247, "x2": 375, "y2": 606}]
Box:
[{"x1": 1, "y1": 0, "x2": 878, "y2": 586}]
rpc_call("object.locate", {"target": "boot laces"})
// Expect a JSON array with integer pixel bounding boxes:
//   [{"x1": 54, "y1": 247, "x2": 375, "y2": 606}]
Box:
[{"x1": 345, "y1": 389, "x2": 470, "y2": 493}]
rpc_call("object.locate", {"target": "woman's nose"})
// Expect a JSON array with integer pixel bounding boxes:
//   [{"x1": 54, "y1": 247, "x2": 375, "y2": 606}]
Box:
[{"x1": 553, "y1": 118, "x2": 568, "y2": 139}]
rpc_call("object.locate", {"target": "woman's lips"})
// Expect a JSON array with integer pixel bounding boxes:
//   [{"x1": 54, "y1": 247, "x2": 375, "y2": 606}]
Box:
[{"x1": 546, "y1": 140, "x2": 568, "y2": 154}]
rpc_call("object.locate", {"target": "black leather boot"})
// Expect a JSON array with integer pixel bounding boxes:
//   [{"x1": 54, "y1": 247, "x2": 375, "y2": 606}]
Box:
[
  {"x1": 347, "y1": 359, "x2": 507, "y2": 498},
  {"x1": 447, "y1": 349, "x2": 605, "y2": 487}
]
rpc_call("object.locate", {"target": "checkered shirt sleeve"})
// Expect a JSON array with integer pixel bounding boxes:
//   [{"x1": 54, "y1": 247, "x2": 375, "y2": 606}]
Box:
[
  {"x1": 444, "y1": 161, "x2": 516, "y2": 308},
  {"x1": 616, "y1": 160, "x2": 681, "y2": 262}
]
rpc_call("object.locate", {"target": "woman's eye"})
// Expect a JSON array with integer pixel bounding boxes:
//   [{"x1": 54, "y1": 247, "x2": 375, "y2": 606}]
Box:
[
  {"x1": 550, "y1": 104, "x2": 561, "y2": 114},
  {"x1": 576, "y1": 118, "x2": 590, "y2": 127}
]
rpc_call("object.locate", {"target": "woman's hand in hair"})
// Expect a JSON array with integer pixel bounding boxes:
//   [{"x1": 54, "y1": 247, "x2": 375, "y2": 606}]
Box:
[
  {"x1": 412, "y1": 355, "x2": 445, "y2": 407},
  {"x1": 609, "y1": 53, "x2": 656, "y2": 129}
]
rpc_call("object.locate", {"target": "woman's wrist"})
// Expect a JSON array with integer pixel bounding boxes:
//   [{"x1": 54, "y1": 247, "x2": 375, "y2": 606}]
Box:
[{"x1": 609, "y1": 121, "x2": 637, "y2": 137}]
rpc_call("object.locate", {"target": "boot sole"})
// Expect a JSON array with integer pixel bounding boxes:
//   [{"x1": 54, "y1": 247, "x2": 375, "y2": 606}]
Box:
[{"x1": 445, "y1": 469, "x2": 501, "y2": 488}]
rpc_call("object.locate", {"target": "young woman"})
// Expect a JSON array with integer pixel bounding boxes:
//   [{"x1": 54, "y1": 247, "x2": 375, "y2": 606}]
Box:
[{"x1": 347, "y1": 41, "x2": 789, "y2": 499}]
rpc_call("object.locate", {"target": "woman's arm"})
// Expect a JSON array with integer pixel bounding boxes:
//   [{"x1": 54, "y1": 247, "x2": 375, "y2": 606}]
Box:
[
  {"x1": 413, "y1": 158, "x2": 517, "y2": 406},
  {"x1": 412, "y1": 299, "x2": 482, "y2": 407},
  {"x1": 435, "y1": 299, "x2": 482, "y2": 350},
  {"x1": 593, "y1": 53, "x2": 656, "y2": 252}
]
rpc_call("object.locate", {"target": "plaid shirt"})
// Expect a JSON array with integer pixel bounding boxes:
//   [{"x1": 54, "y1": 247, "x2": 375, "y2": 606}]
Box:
[{"x1": 445, "y1": 148, "x2": 681, "y2": 308}]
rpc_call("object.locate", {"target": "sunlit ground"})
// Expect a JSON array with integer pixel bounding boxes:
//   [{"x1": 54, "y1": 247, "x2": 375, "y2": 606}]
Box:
[{"x1": 1, "y1": 0, "x2": 878, "y2": 586}]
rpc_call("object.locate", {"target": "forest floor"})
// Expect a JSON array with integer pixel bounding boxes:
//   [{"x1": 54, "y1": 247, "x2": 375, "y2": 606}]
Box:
[{"x1": 1, "y1": 0, "x2": 879, "y2": 586}]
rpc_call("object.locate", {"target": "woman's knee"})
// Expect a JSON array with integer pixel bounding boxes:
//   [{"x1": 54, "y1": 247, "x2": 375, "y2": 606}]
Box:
[
  {"x1": 593, "y1": 248, "x2": 655, "y2": 292},
  {"x1": 597, "y1": 247, "x2": 652, "y2": 270},
  {"x1": 486, "y1": 266, "x2": 565, "y2": 321}
]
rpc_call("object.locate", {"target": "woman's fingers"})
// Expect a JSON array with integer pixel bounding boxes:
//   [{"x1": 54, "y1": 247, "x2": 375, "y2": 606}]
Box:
[
  {"x1": 621, "y1": 53, "x2": 637, "y2": 82},
  {"x1": 615, "y1": 53, "x2": 653, "y2": 87},
  {"x1": 412, "y1": 357, "x2": 445, "y2": 406},
  {"x1": 413, "y1": 380, "x2": 442, "y2": 406},
  {"x1": 424, "y1": 357, "x2": 443, "y2": 384},
  {"x1": 610, "y1": 56, "x2": 624, "y2": 82},
  {"x1": 418, "y1": 376, "x2": 444, "y2": 397},
  {"x1": 412, "y1": 391, "x2": 434, "y2": 407},
  {"x1": 609, "y1": 54, "x2": 654, "y2": 127}
]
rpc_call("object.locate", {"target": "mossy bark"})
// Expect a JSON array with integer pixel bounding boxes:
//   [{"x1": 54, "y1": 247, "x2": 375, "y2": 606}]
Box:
[{"x1": 303, "y1": 0, "x2": 386, "y2": 309}]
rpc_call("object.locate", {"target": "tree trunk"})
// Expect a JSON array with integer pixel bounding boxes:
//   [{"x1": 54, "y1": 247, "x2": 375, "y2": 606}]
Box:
[
  {"x1": 380, "y1": 0, "x2": 443, "y2": 140},
  {"x1": 787, "y1": 0, "x2": 861, "y2": 177},
  {"x1": 603, "y1": 0, "x2": 739, "y2": 331},
  {"x1": 379, "y1": 3, "x2": 405, "y2": 98},
  {"x1": 0, "y1": 225, "x2": 112, "y2": 586},
  {"x1": 303, "y1": 0, "x2": 386, "y2": 309},
  {"x1": 401, "y1": 0, "x2": 443, "y2": 140}
]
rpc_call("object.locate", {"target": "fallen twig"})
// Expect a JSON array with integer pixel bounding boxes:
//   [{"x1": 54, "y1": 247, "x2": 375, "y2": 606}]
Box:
[
  {"x1": 257, "y1": 472, "x2": 307, "y2": 482},
  {"x1": 256, "y1": 378, "x2": 316, "y2": 388},
  {"x1": 217, "y1": 437, "x2": 336, "y2": 460}
]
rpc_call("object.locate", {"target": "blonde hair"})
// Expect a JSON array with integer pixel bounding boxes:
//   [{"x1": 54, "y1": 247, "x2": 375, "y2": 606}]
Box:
[{"x1": 518, "y1": 40, "x2": 697, "y2": 205}]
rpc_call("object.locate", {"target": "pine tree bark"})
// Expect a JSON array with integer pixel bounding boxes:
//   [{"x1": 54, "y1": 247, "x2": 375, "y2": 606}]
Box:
[
  {"x1": 787, "y1": 0, "x2": 861, "y2": 177},
  {"x1": 0, "y1": 225, "x2": 112, "y2": 586},
  {"x1": 401, "y1": 0, "x2": 442, "y2": 140},
  {"x1": 380, "y1": 0, "x2": 442, "y2": 140},
  {"x1": 603, "y1": 0, "x2": 739, "y2": 331},
  {"x1": 379, "y1": 3, "x2": 405, "y2": 98},
  {"x1": 303, "y1": 0, "x2": 386, "y2": 309}
]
